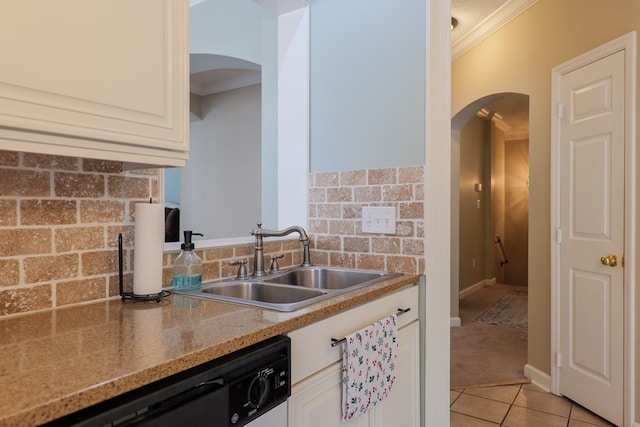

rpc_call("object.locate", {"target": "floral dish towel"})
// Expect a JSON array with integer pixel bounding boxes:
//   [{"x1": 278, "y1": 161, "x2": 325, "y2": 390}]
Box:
[{"x1": 341, "y1": 314, "x2": 398, "y2": 421}]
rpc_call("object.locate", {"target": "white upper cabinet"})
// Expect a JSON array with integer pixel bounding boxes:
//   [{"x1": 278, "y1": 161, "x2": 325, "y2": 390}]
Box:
[{"x1": 0, "y1": 0, "x2": 189, "y2": 166}]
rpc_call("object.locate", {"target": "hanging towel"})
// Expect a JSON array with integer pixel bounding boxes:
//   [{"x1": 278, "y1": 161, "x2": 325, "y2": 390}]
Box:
[{"x1": 341, "y1": 314, "x2": 399, "y2": 421}]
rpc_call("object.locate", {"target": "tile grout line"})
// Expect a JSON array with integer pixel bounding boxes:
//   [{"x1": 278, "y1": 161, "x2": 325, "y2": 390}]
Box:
[
  {"x1": 498, "y1": 384, "x2": 523, "y2": 425},
  {"x1": 450, "y1": 385, "x2": 612, "y2": 427}
]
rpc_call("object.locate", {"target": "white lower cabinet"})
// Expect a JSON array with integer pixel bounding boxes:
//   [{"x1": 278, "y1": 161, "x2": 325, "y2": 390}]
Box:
[
  {"x1": 287, "y1": 285, "x2": 420, "y2": 427},
  {"x1": 369, "y1": 321, "x2": 420, "y2": 426},
  {"x1": 288, "y1": 362, "x2": 368, "y2": 427}
]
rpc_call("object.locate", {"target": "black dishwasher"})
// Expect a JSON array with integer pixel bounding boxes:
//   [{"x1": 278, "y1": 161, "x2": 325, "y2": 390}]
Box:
[{"x1": 47, "y1": 335, "x2": 290, "y2": 427}]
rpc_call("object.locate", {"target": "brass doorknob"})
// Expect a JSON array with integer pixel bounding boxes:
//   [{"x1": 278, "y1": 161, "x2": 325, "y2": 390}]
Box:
[{"x1": 600, "y1": 254, "x2": 618, "y2": 267}]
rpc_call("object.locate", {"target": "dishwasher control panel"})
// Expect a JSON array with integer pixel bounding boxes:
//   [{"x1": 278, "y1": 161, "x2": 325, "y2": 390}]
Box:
[
  {"x1": 227, "y1": 352, "x2": 290, "y2": 425},
  {"x1": 47, "y1": 335, "x2": 291, "y2": 427}
]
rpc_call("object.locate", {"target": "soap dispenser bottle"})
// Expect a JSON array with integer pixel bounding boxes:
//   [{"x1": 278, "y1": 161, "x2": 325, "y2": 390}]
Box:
[{"x1": 173, "y1": 230, "x2": 204, "y2": 291}]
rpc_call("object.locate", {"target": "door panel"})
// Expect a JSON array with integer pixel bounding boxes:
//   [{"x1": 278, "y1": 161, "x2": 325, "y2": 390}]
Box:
[
  {"x1": 570, "y1": 271, "x2": 610, "y2": 380},
  {"x1": 571, "y1": 136, "x2": 610, "y2": 236},
  {"x1": 559, "y1": 49, "x2": 624, "y2": 426}
]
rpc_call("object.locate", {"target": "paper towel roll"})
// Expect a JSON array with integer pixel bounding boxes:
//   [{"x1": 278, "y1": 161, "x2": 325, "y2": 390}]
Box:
[{"x1": 133, "y1": 203, "x2": 164, "y2": 295}]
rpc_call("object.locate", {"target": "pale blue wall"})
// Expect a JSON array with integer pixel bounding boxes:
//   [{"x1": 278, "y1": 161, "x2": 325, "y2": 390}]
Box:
[
  {"x1": 186, "y1": 0, "x2": 278, "y2": 230},
  {"x1": 260, "y1": 15, "x2": 278, "y2": 230},
  {"x1": 164, "y1": 167, "x2": 181, "y2": 205},
  {"x1": 190, "y1": 0, "x2": 267, "y2": 63},
  {"x1": 309, "y1": 0, "x2": 426, "y2": 172}
]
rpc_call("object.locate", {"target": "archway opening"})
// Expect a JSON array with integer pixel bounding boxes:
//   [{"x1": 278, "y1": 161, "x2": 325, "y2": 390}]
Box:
[{"x1": 450, "y1": 92, "x2": 530, "y2": 387}]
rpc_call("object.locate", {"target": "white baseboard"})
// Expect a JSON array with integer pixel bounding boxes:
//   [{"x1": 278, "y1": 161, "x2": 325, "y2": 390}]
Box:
[
  {"x1": 524, "y1": 364, "x2": 551, "y2": 392},
  {"x1": 450, "y1": 317, "x2": 461, "y2": 327},
  {"x1": 459, "y1": 278, "x2": 496, "y2": 299}
]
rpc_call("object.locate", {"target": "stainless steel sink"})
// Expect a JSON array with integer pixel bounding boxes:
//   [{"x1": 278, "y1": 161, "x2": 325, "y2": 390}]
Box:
[
  {"x1": 174, "y1": 266, "x2": 401, "y2": 312},
  {"x1": 199, "y1": 282, "x2": 328, "y2": 311},
  {"x1": 263, "y1": 266, "x2": 393, "y2": 290}
]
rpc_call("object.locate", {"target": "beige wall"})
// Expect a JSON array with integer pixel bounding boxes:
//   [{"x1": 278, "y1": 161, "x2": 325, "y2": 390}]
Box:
[
  {"x1": 452, "y1": 0, "x2": 639, "y2": 399},
  {"x1": 457, "y1": 119, "x2": 529, "y2": 289},
  {"x1": 503, "y1": 139, "x2": 529, "y2": 285},
  {"x1": 458, "y1": 116, "x2": 488, "y2": 290},
  {"x1": 491, "y1": 122, "x2": 506, "y2": 284}
]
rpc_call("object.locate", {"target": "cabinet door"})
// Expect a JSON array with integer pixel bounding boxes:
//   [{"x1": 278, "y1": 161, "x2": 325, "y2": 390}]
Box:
[
  {"x1": 289, "y1": 321, "x2": 420, "y2": 427},
  {"x1": 370, "y1": 321, "x2": 420, "y2": 427},
  {"x1": 0, "y1": 0, "x2": 188, "y2": 166},
  {"x1": 288, "y1": 362, "x2": 368, "y2": 427}
]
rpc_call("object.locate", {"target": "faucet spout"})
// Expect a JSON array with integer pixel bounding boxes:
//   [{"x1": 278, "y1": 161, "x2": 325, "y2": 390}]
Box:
[
  {"x1": 253, "y1": 225, "x2": 309, "y2": 241},
  {"x1": 250, "y1": 223, "x2": 312, "y2": 276}
]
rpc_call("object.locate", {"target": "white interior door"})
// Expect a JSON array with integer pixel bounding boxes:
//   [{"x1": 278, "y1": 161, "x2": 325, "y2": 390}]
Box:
[{"x1": 558, "y1": 49, "x2": 625, "y2": 426}]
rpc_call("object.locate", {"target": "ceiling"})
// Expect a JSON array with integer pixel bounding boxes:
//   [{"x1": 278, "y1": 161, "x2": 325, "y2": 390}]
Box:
[{"x1": 452, "y1": 0, "x2": 536, "y2": 138}]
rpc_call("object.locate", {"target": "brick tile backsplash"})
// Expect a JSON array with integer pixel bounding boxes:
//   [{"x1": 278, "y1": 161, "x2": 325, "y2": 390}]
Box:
[
  {"x1": 56, "y1": 277, "x2": 107, "y2": 307},
  {"x1": 0, "y1": 151, "x2": 18, "y2": 167},
  {"x1": 0, "y1": 229, "x2": 51, "y2": 256},
  {"x1": 0, "y1": 150, "x2": 157, "y2": 317},
  {"x1": 23, "y1": 254, "x2": 79, "y2": 283},
  {"x1": 309, "y1": 165, "x2": 424, "y2": 274},
  {"x1": 54, "y1": 172, "x2": 106, "y2": 198},
  {"x1": 55, "y1": 226, "x2": 105, "y2": 252},
  {"x1": 107, "y1": 176, "x2": 152, "y2": 199},
  {"x1": 0, "y1": 169, "x2": 50, "y2": 196},
  {"x1": 0, "y1": 149, "x2": 424, "y2": 318},
  {"x1": 23, "y1": 153, "x2": 79, "y2": 170},
  {"x1": 0, "y1": 259, "x2": 19, "y2": 286},
  {"x1": 20, "y1": 200, "x2": 77, "y2": 225},
  {"x1": 3, "y1": 143, "x2": 307, "y2": 315},
  {"x1": 0, "y1": 285, "x2": 52, "y2": 316},
  {"x1": 0, "y1": 200, "x2": 17, "y2": 226},
  {"x1": 82, "y1": 159, "x2": 123, "y2": 173}
]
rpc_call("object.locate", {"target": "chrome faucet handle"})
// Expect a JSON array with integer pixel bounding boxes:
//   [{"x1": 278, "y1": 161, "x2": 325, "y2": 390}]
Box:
[
  {"x1": 229, "y1": 258, "x2": 249, "y2": 279},
  {"x1": 251, "y1": 222, "x2": 263, "y2": 236},
  {"x1": 270, "y1": 254, "x2": 285, "y2": 273}
]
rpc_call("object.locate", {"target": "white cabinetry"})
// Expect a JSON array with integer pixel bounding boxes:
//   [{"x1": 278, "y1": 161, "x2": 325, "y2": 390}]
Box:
[
  {"x1": 0, "y1": 0, "x2": 189, "y2": 166},
  {"x1": 288, "y1": 285, "x2": 420, "y2": 427}
]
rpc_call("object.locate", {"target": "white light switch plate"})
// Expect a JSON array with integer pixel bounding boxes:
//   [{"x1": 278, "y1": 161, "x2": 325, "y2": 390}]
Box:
[{"x1": 362, "y1": 206, "x2": 396, "y2": 234}]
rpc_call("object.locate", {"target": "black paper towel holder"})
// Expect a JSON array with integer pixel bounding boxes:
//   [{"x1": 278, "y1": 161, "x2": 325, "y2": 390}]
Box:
[{"x1": 118, "y1": 233, "x2": 170, "y2": 302}]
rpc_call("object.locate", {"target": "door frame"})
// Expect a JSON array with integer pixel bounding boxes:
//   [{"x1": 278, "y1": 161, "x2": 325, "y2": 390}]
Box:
[{"x1": 550, "y1": 32, "x2": 636, "y2": 426}]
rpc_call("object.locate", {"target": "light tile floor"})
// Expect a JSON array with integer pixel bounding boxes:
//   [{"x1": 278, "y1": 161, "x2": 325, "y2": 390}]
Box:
[{"x1": 450, "y1": 383, "x2": 616, "y2": 426}]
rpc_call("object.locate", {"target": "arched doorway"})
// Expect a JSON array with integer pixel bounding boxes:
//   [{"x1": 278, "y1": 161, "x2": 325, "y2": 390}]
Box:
[{"x1": 450, "y1": 92, "x2": 530, "y2": 387}]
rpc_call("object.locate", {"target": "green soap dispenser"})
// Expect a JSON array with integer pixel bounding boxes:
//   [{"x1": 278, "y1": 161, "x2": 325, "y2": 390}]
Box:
[{"x1": 173, "y1": 230, "x2": 204, "y2": 291}]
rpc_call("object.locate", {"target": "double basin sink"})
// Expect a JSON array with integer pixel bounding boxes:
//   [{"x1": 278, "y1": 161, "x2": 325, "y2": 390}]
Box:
[{"x1": 175, "y1": 266, "x2": 401, "y2": 311}]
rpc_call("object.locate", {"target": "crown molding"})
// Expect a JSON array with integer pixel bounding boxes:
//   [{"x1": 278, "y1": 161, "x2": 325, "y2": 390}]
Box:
[
  {"x1": 477, "y1": 108, "x2": 513, "y2": 134},
  {"x1": 505, "y1": 127, "x2": 529, "y2": 141},
  {"x1": 452, "y1": 0, "x2": 537, "y2": 61}
]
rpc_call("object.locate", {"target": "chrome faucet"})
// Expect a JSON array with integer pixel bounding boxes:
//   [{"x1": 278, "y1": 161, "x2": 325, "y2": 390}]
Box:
[{"x1": 250, "y1": 223, "x2": 312, "y2": 276}]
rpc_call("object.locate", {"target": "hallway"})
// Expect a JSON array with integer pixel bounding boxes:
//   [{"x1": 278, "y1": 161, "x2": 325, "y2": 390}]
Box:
[
  {"x1": 450, "y1": 284, "x2": 614, "y2": 425},
  {"x1": 451, "y1": 283, "x2": 528, "y2": 388}
]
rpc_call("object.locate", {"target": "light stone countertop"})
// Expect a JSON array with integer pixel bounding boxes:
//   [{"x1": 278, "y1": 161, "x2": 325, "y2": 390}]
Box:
[{"x1": 0, "y1": 273, "x2": 419, "y2": 426}]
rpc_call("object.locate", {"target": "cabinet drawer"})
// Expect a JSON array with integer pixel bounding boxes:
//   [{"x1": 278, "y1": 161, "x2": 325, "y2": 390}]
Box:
[{"x1": 288, "y1": 284, "x2": 418, "y2": 384}]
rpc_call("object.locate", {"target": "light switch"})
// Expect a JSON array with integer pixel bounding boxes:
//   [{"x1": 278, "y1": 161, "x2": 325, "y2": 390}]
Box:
[{"x1": 362, "y1": 206, "x2": 396, "y2": 234}]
